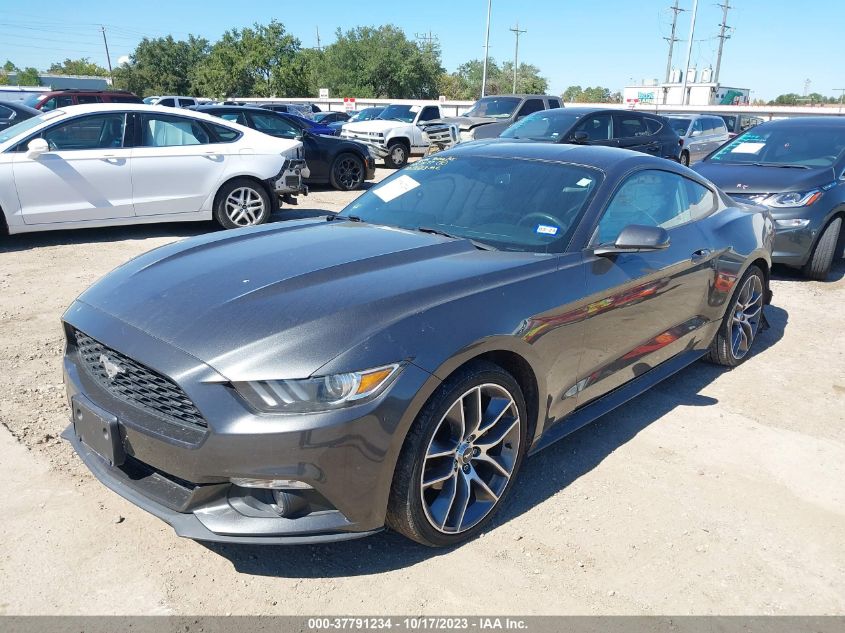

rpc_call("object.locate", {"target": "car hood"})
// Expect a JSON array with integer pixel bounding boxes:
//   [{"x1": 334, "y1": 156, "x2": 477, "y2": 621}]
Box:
[
  {"x1": 344, "y1": 119, "x2": 410, "y2": 134},
  {"x1": 693, "y1": 161, "x2": 835, "y2": 194},
  {"x1": 74, "y1": 220, "x2": 538, "y2": 381},
  {"x1": 437, "y1": 116, "x2": 502, "y2": 131}
]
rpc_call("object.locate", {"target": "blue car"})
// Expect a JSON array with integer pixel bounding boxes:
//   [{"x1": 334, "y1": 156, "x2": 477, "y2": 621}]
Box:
[{"x1": 280, "y1": 112, "x2": 337, "y2": 136}]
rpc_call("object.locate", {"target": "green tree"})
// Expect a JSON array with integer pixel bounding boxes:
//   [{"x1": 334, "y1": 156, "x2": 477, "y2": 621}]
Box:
[
  {"x1": 16, "y1": 67, "x2": 41, "y2": 86},
  {"x1": 114, "y1": 35, "x2": 209, "y2": 96},
  {"x1": 499, "y1": 61, "x2": 548, "y2": 94},
  {"x1": 769, "y1": 93, "x2": 801, "y2": 105},
  {"x1": 47, "y1": 57, "x2": 108, "y2": 76},
  {"x1": 562, "y1": 85, "x2": 616, "y2": 103},
  {"x1": 3, "y1": 60, "x2": 17, "y2": 73},
  {"x1": 313, "y1": 25, "x2": 443, "y2": 99},
  {"x1": 563, "y1": 85, "x2": 583, "y2": 102}
]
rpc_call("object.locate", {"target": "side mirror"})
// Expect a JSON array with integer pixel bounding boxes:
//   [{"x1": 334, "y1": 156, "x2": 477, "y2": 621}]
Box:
[
  {"x1": 594, "y1": 224, "x2": 670, "y2": 256},
  {"x1": 572, "y1": 131, "x2": 589, "y2": 144},
  {"x1": 26, "y1": 138, "x2": 49, "y2": 159}
]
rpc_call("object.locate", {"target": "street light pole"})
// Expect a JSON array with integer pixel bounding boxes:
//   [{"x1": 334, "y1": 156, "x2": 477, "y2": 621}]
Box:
[{"x1": 481, "y1": 0, "x2": 492, "y2": 97}]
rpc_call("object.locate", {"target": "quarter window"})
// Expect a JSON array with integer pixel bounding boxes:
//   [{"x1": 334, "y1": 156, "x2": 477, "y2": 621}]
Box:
[
  {"x1": 548, "y1": 99, "x2": 561, "y2": 109},
  {"x1": 616, "y1": 115, "x2": 648, "y2": 138},
  {"x1": 41, "y1": 113, "x2": 126, "y2": 150},
  {"x1": 140, "y1": 114, "x2": 210, "y2": 147},
  {"x1": 574, "y1": 113, "x2": 612, "y2": 141},
  {"x1": 593, "y1": 170, "x2": 716, "y2": 244}
]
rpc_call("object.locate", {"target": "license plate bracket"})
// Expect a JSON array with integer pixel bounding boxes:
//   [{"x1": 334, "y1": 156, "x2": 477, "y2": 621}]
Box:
[{"x1": 72, "y1": 396, "x2": 125, "y2": 467}]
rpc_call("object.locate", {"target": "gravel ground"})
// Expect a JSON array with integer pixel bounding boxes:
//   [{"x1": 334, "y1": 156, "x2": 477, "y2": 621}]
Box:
[{"x1": 0, "y1": 169, "x2": 843, "y2": 615}]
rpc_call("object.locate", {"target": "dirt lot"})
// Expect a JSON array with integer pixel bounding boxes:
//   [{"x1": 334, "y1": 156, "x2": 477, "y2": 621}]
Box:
[{"x1": 0, "y1": 169, "x2": 843, "y2": 615}]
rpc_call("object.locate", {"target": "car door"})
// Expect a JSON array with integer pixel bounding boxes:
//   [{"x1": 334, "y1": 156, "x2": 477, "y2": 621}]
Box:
[
  {"x1": 573, "y1": 168, "x2": 717, "y2": 406},
  {"x1": 11, "y1": 112, "x2": 135, "y2": 224},
  {"x1": 613, "y1": 113, "x2": 659, "y2": 155},
  {"x1": 569, "y1": 112, "x2": 618, "y2": 147},
  {"x1": 130, "y1": 112, "x2": 229, "y2": 216}
]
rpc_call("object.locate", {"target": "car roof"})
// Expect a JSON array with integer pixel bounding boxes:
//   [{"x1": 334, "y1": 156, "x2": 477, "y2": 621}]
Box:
[{"x1": 0, "y1": 100, "x2": 40, "y2": 114}]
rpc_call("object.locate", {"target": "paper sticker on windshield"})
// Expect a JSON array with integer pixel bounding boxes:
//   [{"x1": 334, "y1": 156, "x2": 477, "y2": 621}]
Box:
[
  {"x1": 536, "y1": 224, "x2": 559, "y2": 236},
  {"x1": 407, "y1": 156, "x2": 455, "y2": 171},
  {"x1": 731, "y1": 142, "x2": 765, "y2": 154},
  {"x1": 576, "y1": 178, "x2": 592, "y2": 187},
  {"x1": 373, "y1": 175, "x2": 420, "y2": 203}
]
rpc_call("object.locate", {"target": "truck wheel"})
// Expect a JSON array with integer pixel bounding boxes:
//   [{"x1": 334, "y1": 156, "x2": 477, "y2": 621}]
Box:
[
  {"x1": 803, "y1": 217, "x2": 842, "y2": 281},
  {"x1": 385, "y1": 141, "x2": 409, "y2": 169}
]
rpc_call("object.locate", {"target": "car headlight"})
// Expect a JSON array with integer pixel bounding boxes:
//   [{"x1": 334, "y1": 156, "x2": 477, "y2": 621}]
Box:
[
  {"x1": 761, "y1": 190, "x2": 822, "y2": 208},
  {"x1": 232, "y1": 363, "x2": 402, "y2": 413}
]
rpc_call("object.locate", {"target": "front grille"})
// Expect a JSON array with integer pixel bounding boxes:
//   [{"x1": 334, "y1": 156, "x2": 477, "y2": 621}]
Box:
[{"x1": 74, "y1": 330, "x2": 207, "y2": 429}]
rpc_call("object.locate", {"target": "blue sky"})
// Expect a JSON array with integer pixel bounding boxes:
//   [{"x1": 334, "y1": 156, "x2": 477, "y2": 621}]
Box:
[{"x1": 1, "y1": 1, "x2": 842, "y2": 100}]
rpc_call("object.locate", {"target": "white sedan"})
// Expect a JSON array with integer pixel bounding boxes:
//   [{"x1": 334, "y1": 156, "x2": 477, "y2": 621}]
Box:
[{"x1": 0, "y1": 103, "x2": 308, "y2": 234}]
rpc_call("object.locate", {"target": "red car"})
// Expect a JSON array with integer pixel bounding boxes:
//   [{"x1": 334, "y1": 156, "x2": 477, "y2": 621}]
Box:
[{"x1": 24, "y1": 89, "x2": 142, "y2": 111}]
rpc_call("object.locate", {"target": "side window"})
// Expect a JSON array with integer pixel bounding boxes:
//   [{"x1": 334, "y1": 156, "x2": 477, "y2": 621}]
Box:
[
  {"x1": 643, "y1": 116, "x2": 664, "y2": 134},
  {"x1": 157, "y1": 98, "x2": 175, "y2": 107},
  {"x1": 417, "y1": 106, "x2": 440, "y2": 122},
  {"x1": 574, "y1": 113, "x2": 612, "y2": 141},
  {"x1": 712, "y1": 118, "x2": 728, "y2": 136},
  {"x1": 41, "y1": 96, "x2": 73, "y2": 112},
  {"x1": 691, "y1": 119, "x2": 704, "y2": 136},
  {"x1": 615, "y1": 115, "x2": 648, "y2": 139},
  {"x1": 218, "y1": 111, "x2": 248, "y2": 126},
  {"x1": 76, "y1": 95, "x2": 100, "y2": 105},
  {"x1": 249, "y1": 112, "x2": 299, "y2": 138},
  {"x1": 206, "y1": 122, "x2": 241, "y2": 143},
  {"x1": 110, "y1": 96, "x2": 140, "y2": 104},
  {"x1": 593, "y1": 170, "x2": 713, "y2": 244},
  {"x1": 516, "y1": 99, "x2": 544, "y2": 119},
  {"x1": 41, "y1": 113, "x2": 126, "y2": 151},
  {"x1": 140, "y1": 114, "x2": 210, "y2": 147},
  {"x1": 0, "y1": 105, "x2": 13, "y2": 120},
  {"x1": 179, "y1": 98, "x2": 197, "y2": 108},
  {"x1": 548, "y1": 98, "x2": 561, "y2": 109}
]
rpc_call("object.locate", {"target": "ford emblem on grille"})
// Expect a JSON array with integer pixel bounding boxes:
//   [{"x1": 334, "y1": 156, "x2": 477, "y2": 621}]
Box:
[{"x1": 99, "y1": 354, "x2": 125, "y2": 380}]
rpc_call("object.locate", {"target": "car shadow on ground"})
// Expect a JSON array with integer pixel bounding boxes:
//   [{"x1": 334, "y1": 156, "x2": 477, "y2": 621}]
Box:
[
  {"x1": 771, "y1": 258, "x2": 845, "y2": 283},
  {"x1": 203, "y1": 305, "x2": 788, "y2": 578}
]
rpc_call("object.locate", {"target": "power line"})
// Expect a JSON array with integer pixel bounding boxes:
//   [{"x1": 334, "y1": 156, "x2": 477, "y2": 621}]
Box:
[{"x1": 509, "y1": 21, "x2": 526, "y2": 94}]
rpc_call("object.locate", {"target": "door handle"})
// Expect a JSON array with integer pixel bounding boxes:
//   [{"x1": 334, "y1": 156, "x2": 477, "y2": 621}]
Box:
[{"x1": 691, "y1": 248, "x2": 711, "y2": 262}]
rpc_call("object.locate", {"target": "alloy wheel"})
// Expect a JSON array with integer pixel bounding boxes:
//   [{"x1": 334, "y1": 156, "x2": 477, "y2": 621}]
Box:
[
  {"x1": 334, "y1": 156, "x2": 363, "y2": 190},
  {"x1": 224, "y1": 187, "x2": 266, "y2": 226},
  {"x1": 420, "y1": 383, "x2": 521, "y2": 534},
  {"x1": 390, "y1": 145, "x2": 406, "y2": 164},
  {"x1": 730, "y1": 273, "x2": 764, "y2": 359}
]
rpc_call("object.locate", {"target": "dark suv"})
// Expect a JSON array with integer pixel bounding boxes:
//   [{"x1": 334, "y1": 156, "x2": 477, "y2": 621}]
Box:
[
  {"x1": 499, "y1": 107, "x2": 681, "y2": 161},
  {"x1": 25, "y1": 89, "x2": 143, "y2": 111}
]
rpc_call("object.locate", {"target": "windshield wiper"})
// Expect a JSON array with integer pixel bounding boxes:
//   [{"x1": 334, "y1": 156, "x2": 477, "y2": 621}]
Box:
[
  {"x1": 416, "y1": 226, "x2": 497, "y2": 251},
  {"x1": 326, "y1": 214, "x2": 363, "y2": 222},
  {"x1": 752, "y1": 162, "x2": 811, "y2": 169}
]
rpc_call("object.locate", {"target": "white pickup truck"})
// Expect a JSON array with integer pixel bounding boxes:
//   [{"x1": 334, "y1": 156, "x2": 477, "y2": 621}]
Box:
[{"x1": 340, "y1": 102, "x2": 458, "y2": 168}]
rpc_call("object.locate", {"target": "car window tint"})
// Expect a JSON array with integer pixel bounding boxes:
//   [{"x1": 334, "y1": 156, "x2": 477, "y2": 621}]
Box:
[
  {"x1": 158, "y1": 98, "x2": 175, "y2": 107},
  {"x1": 41, "y1": 96, "x2": 73, "y2": 112},
  {"x1": 110, "y1": 96, "x2": 140, "y2": 103},
  {"x1": 548, "y1": 99, "x2": 561, "y2": 109},
  {"x1": 0, "y1": 105, "x2": 13, "y2": 120},
  {"x1": 594, "y1": 170, "x2": 711, "y2": 243},
  {"x1": 643, "y1": 116, "x2": 664, "y2": 134},
  {"x1": 141, "y1": 114, "x2": 210, "y2": 146},
  {"x1": 418, "y1": 106, "x2": 440, "y2": 122},
  {"x1": 219, "y1": 112, "x2": 248, "y2": 126},
  {"x1": 574, "y1": 113, "x2": 612, "y2": 141},
  {"x1": 692, "y1": 119, "x2": 704, "y2": 135},
  {"x1": 616, "y1": 116, "x2": 648, "y2": 139},
  {"x1": 207, "y1": 122, "x2": 241, "y2": 143},
  {"x1": 250, "y1": 112, "x2": 299, "y2": 138},
  {"x1": 711, "y1": 119, "x2": 727, "y2": 136},
  {"x1": 76, "y1": 95, "x2": 100, "y2": 105},
  {"x1": 42, "y1": 113, "x2": 126, "y2": 150},
  {"x1": 517, "y1": 99, "x2": 544, "y2": 119}
]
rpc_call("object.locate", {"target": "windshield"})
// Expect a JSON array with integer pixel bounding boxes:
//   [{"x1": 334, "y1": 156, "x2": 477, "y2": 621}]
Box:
[
  {"x1": 500, "y1": 110, "x2": 582, "y2": 141},
  {"x1": 463, "y1": 96, "x2": 521, "y2": 119},
  {"x1": 0, "y1": 111, "x2": 56, "y2": 145},
  {"x1": 340, "y1": 154, "x2": 602, "y2": 253},
  {"x1": 666, "y1": 118, "x2": 691, "y2": 136},
  {"x1": 143, "y1": 96, "x2": 159, "y2": 104},
  {"x1": 708, "y1": 125, "x2": 845, "y2": 168},
  {"x1": 350, "y1": 107, "x2": 383, "y2": 122},
  {"x1": 377, "y1": 105, "x2": 417, "y2": 123}
]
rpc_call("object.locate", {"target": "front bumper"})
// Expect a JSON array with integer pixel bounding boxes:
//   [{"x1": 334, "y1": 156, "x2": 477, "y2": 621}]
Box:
[
  {"x1": 61, "y1": 305, "x2": 433, "y2": 544},
  {"x1": 271, "y1": 158, "x2": 309, "y2": 195},
  {"x1": 340, "y1": 133, "x2": 390, "y2": 158}
]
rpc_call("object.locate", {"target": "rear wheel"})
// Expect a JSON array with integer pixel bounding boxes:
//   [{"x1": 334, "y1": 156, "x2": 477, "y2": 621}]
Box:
[
  {"x1": 384, "y1": 140, "x2": 408, "y2": 169},
  {"x1": 705, "y1": 265, "x2": 765, "y2": 367},
  {"x1": 213, "y1": 179, "x2": 271, "y2": 230},
  {"x1": 803, "y1": 217, "x2": 842, "y2": 281},
  {"x1": 329, "y1": 153, "x2": 365, "y2": 191},
  {"x1": 680, "y1": 150, "x2": 690, "y2": 167},
  {"x1": 387, "y1": 362, "x2": 527, "y2": 547}
]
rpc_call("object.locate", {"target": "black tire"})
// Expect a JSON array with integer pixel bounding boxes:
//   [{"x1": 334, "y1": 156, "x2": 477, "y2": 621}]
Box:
[
  {"x1": 384, "y1": 140, "x2": 409, "y2": 169},
  {"x1": 329, "y1": 152, "x2": 365, "y2": 191},
  {"x1": 680, "y1": 150, "x2": 690, "y2": 167},
  {"x1": 213, "y1": 178, "x2": 272, "y2": 230},
  {"x1": 386, "y1": 361, "x2": 528, "y2": 547},
  {"x1": 803, "y1": 217, "x2": 842, "y2": 281},
  {"x1": 705, "y1": 265, "x2": 766, "y2": 367}
]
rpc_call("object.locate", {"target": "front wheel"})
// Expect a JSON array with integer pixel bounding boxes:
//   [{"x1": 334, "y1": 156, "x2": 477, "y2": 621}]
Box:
[
  {"x1": 680, "y1": 150, "x2": 690, "y2": 167},
  {"x1": 213, "y1": 179, "x2": 271, "y2": 229},
  {"x1": 803, "y1": 217, "x2": 842, "y2": 281},
  {"x1": 384, "y1": 140, "x2": 408, "y2": 169},
  {"x1": 387, "y1": 362, "x2": 527, "y2": 547},
  {"x1": 705, "y1": 265, "x2": 765, "y2": 367},
  {"x1": 329, "y1": 153, "x2": 365, "y2": 191}
]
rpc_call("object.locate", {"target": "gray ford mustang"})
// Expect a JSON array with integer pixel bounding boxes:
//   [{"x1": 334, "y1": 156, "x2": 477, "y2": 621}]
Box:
[{"x1": 62, "y1": 142, "x2": 774, "y2": 547}]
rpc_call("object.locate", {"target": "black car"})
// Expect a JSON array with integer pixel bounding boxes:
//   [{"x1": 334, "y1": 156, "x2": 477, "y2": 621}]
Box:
[
  {"x1": 313, "y1": 111, "x2": 350, "y2": 125},
  {"x1": 694, "y1": 116, "x2": 845, "y2": 280},
  {"x1": 196, "y1": 105, "x2": 375, "y2": 191},
  {"x1": 63, "y1": 143, "x2": 773, "y2": 547},
  {"x1": 0, "y1": 100, "x2": 40, "y2": 131},
  {"x1": 499, "y1": 107, "x2": 681, "y2": 161},
  {"x1": 260, "y1": 102, "x2": 321, "y2": 116},
  {"x1": 711, "y1": 112, "x2": 764, "y2": 139}
]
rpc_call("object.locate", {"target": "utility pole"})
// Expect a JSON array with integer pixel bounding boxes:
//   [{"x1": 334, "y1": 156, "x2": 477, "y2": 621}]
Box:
[
  {"x1": 680, "y1": 0, "x2": 698, "y2": 105},
  {"x1": 100, "y1": 26, "x2": 113, "y2": 84},
  {"x1": 415, "y1": 31, "x2": 436, "y2": 50},
  {"x1": 713, "y1": 0, "x2": 731, "y2": 84},
  {"x1": 664, "y1": 0, "x2": 684, "y2": 83},
  {"x1": 835, "y1": 88, "x2": 845, "y2": 114},
  {"x1": 509, "y1": 21, "x2": 526, "y2": 94},
  {"x1": 316, "y1": 26, "x2": 321, "y2": 51},
  {"x1": 481, "y1": 0, "x2": 492, "y2": 97}
]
